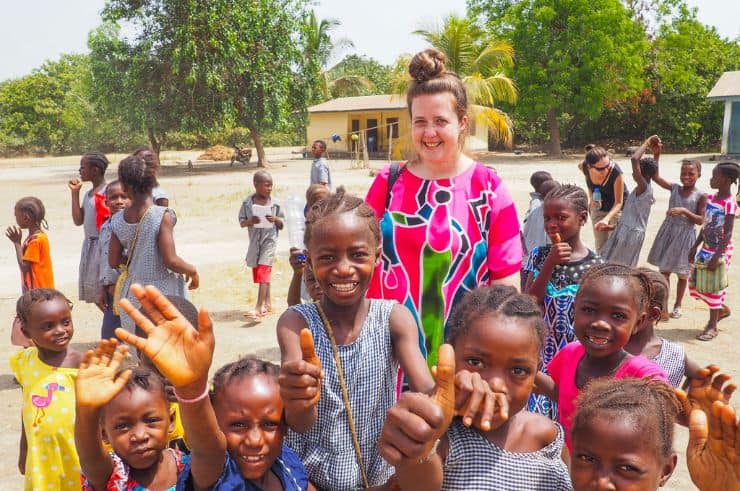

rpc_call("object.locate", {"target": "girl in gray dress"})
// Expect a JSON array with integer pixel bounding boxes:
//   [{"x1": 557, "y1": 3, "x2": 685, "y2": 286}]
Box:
[
  {"x1": 647, "y1": 159, "x2": 706, "y2": 319},
  {"x1": 69, "y1": 152, "x2": 109, "y2": 303},
  {"x1": 601, "y1": 135, "x2": 661, "y2": 267},
  {"x1": 109, "y1": 155, "x2": 198, "y2": 334}
]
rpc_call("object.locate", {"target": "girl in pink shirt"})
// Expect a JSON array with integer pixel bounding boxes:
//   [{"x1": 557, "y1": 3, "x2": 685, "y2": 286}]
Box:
[{"x1": 535, "y1": 263, "x2": 668, "y2": 449}]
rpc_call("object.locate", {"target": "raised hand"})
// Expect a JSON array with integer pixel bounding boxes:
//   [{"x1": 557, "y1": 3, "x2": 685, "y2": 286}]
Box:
[
  {"x1": 279, "y1": 328, "x2": 323, "y2": 411},
  {"x1": 687, "y1": 401, "x2": 740, "y2": 491},
  {"x1": 678, "y1": 365, "x2": 736, "y2": 418},
  {"x1": 5, "y1": 226, "x2": 22, "y2": 244},
  {"x1": 115, "y1": 283, "x2": 214, "y2": 389},
  {"x1": 68, "y1": 178, "x2": 82, "y2": 192},
  {"x1": 76, "y1": 339, "x2": 132, "y2": 408},
  {"x1": 547, "y1": 241, "x2": 572, "y2": 266},
  {"x1": 378, "y1": 344, "x2": 456, "y2": 467}
]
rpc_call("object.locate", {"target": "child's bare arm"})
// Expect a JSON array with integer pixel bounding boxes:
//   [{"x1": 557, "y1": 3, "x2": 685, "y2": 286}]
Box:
[
  {"x1": 75, "y1": 340, "x2": 132, "y2": 489},
  {"x1": 157, "y1": 211, "x2": 199, "y2": 288},
  {"x1": 287, "y1": 248, "x2": 306, "y2": 306},
  {"x1": 108, "y1": 233, "x2": 123, "y2": 269},
  {"x1": 526, "y1": 245, "x2": 569, "y2": 305},
  {"x1": 69, "y1": 179, "x2": 84, "y2": 226},
  {"x1": 277, "y1": 311, "x2": 322, "y2": 433},
  {"x1": 681, "y1": 194, "x2": 708, "y2": 226},
  {"x1": 116, "y1": 284, "x2": 226, "y2": 490},
  {"x1": 389, "y1": 305, "x2": 434, "y2": 393},
  {"x1": 18, "y1": 418, "x2": 27, "y2": 475},
  {"x1": 534, "y1": 372, "x2": 558, "y2": 401},
  {"x1": 631, "y1": 137, "x2": 654, "y2": 195},
  {"x1": 6, "y1": 227, "x2": 31, "y2": 273}
]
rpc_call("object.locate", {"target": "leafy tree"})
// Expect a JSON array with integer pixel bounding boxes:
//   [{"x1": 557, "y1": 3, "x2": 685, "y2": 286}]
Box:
[
  {"x1": 326, "y1": 55, "x2": 393, "y2": 97},
  {"x1": 414, "y1": 15, "x2": 518, "y2": 147},
  {"x1": 300, "y1": 10, "x2": 354, "y2": 103},
  {"x1": 469, "y1": 0, "x2": 649, "y2": 154}
]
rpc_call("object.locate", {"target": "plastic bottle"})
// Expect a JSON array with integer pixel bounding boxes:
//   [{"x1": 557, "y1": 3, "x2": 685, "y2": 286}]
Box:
[
  {"x1": 592, "y1": 186, "x2": 602, "y2": 209},
  {"x1": 285, "y1": 195, "x2": 306, "y2": 250}
]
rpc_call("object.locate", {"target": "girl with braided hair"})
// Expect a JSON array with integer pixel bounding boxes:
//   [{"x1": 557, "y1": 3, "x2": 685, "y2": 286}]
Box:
[
  {"x1": 534, "y1": 263, "x2": 668, "y2": 450},
  {"x1": 689, "y1": 161, "x2": 739, "y2": 341},
  {"x1": 69, "y1": 151, "x2": 110, "y2": 303}
]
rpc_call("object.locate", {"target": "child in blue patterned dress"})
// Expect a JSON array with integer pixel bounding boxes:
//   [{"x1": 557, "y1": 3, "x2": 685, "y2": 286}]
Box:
[
  {"x1": 525, "y1": 184, "x2": 603, "y2": 419},
  {"x1": 377, "y1": 285, "x2": 572, "y2": 491}
]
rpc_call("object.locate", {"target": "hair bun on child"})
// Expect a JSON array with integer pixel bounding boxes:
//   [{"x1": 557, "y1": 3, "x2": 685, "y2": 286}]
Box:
[{"x1": 409, "y1": 49, "x2": 448, "y2": 82}]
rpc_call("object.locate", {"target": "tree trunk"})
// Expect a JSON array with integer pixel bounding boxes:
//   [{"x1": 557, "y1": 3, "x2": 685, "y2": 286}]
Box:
[
  {"x1": 250, "y1": 128, "x2": 268, "y2": 167},
  {"x1": 147, "y1": 127, "x2": 163, "y2": 167},
  {"x1": 546, "y1": 109, "x2": 562, "y2": 156}
]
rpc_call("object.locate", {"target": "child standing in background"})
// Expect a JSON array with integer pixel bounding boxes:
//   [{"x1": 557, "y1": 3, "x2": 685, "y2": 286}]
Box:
[
  {"x1": 521, "y1": 176, "x2": 558, "y2": 288},
  {"x1": 96, "y1": 181, "x2": 130, "y2": 339},
  {"x1": 7, "y1": 197, "x2": 54, "y2": 291},
  {"x1": 239, "y1": 170, "x2": 284, "y2": 318},
  {"x1": 601, "y1": 135, "x2": 661, "y2": 266},
  {"x1": 310, "y1": 140, "x2": 331, "y2": 188},
  {"x1": 647, "y1": 158, "x2": 706, "y2": 320},
  {"x1": 11, "y1": 289, "x2": 82, "y2": 491},
  {"x1": 69, "y1": 152, "x2": 110, "y2": 303},
  {"x1": 689, "y1": 161, "x2": 739, "y2": 341},
  {"x1": 525, "y1": 184, "x2": 603, "y2": 419}
]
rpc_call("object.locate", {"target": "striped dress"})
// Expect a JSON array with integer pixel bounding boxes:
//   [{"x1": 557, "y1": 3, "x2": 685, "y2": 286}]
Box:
[
  {"x1": 285, "y1": 300, "x2": 397, "y2": 490},
  {"x1": 690, "y1": 194, "x2": 736, "y2": 309},
  {"x1": 441, "y1": 418, "x2": 572, "y2": 491}
]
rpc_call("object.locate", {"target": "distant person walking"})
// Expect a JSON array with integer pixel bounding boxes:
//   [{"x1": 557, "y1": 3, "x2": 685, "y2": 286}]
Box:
[{"x1": 309, "y1": 140, "x2": 331, "y2": 188}]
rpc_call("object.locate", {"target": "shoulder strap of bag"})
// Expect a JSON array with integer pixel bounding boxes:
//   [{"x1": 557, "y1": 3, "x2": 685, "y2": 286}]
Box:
[
  {"x1": 124, "y1": 207, "x2": 153, "y2": 269},
  {"x1": 385, "y1": 161, "x2": 406, "y2": 210}
]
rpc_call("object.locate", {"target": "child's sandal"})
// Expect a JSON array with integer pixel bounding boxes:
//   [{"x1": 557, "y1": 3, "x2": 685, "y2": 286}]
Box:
[{"x1": 669, "y1": 307, "x2": 682, "y2": 319}]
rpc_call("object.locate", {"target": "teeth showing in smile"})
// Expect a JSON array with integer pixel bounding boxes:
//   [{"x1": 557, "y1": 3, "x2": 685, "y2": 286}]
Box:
[
  {"x1": 423, "y1": 141, "x2": 442, "y2": 148},
  {"x1": 241, "y1": 455, "x2": 265, "y2": 463},
  {"x1": 331, "y1": 282, "x2": 358, "y2": 292},
  {"x1": 586, "y1": 335, "x2": 609, "y2": 346}
]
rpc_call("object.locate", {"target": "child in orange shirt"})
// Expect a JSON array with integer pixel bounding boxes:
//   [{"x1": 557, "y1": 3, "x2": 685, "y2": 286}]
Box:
[{"x1": 6, "y1": 197, "x2": 54, "y2": 291}]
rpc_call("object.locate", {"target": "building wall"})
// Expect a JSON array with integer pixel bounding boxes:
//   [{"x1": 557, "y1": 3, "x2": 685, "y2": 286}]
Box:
[
  {"x1": 306, "y1": 112, "x2": 346, "y2": 152},
  {"x1": 721, "y1": 97, "x2": 740, "y2": 154}
]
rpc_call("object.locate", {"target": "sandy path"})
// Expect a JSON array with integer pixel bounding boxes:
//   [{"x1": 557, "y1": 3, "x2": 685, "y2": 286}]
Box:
[{"x1": 0, "y1": 149, "x2": 736, "y2": 489}]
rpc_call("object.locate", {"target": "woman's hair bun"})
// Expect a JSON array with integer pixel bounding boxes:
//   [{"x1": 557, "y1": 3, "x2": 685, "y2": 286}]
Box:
[{"x1": 408, "y1": 49, "x2": 448, "y2": 82}]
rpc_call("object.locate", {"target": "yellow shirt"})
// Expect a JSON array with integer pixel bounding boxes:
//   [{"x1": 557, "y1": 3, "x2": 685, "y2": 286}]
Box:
[{"x1": 10, "y1": 348, "x2": 81, "y2": 491}]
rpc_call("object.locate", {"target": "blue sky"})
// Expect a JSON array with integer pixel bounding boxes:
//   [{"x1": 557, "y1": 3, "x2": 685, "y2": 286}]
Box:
[{"x1": 1, "y1": 0, "x2": 737, "y2": 82}]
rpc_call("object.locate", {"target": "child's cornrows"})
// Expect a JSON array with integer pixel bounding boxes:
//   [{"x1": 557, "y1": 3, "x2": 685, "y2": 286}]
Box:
[
  {"x1": 716, "y1": 161, "x2": 740, "y2": 186},
  {"x1": 544, "y1": 183, "x2": 589, "y2": 214},
  {"x1": 118, "y1": 155, "x2": 158, "y2": 195},
  {"x1": 16, "y1": 288, "x2": 72, "y2": 325},
  {"x1": 638, "y1": 267, "x2": 669, "y2": 312},
  {"x1": 123, "y1": 365, "x2": 168, "y2": 399},
  {"x1": 573, "y1": 377, "x2": 681, "y2": 458},
  {"x1": 210, "y1": 357, "x2": 280, "y2": 402},
  {"x1": 15, "y1": 196, "x2": 48, "y2": 229},
  {"x1": 580, "y1": 263, "x2": 653, "y2": 312},
  {"x1": 83, "y1": 151, "x2": 110, "y2": 173},
  {"x1": 447, "y1": 284, "x2": 545, "y2": 347},
  {"x1": 304, "y1": 187, "x2": 380, "y2": 247}
]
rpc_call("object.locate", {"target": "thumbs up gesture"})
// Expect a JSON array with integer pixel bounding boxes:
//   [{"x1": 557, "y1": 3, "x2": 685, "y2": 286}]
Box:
[
  {"x1": 279, "y1": 328, "x2": 323, "y2": 412},
  {"x1": 378, "y1": 344, "x2": 456, "y2": 467}
]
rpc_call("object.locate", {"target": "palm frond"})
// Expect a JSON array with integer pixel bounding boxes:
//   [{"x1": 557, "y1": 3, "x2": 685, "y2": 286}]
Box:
[{"x1": 470, "y1": 105, "x2": 514, "y2": 148}]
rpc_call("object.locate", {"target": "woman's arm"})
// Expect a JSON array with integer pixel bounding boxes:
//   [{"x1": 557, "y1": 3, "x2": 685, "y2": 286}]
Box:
[
  {"x1": 603, "y1": 173, "x2": 625, "y2": 223},
  {"x1": 390, "y1": 304, "x2": 435, "y2": 394}
]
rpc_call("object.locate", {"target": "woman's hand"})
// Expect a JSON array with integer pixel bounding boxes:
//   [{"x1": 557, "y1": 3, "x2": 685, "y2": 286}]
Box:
[
  {"x1": 594, "y1": 219, "x2": 612, "y2": 231},
  {"x1": 687, "y1": 401, "x2": 740, "y2": 491},
  {"x1": 75, "y1": 339, "x2": 132, "y2": 409},
  {"x1": 5, "y1": 226, "x2": 22, "y2": 244},
  {"x1": 116, "y1": 284, "x2": 214, "y2": 389}
]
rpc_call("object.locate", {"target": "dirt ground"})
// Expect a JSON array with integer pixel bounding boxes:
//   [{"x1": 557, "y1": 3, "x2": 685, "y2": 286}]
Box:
[{"x1": 0, "y1": 148, "x2": 736, "y2": 489}]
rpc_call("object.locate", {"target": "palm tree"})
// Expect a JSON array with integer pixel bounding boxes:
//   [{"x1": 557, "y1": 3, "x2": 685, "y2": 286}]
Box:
[
  {"x1": 302, "y1": 11, "x2": 354, "y2": 102},
  {"x1": 414, "y1": 15, "x2": 517, "y2": 147}
]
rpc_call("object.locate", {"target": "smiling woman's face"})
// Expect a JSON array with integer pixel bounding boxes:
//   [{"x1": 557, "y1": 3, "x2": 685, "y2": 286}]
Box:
[{"x1": 410, "y1": 92, "x2": 467, "y2": 168}]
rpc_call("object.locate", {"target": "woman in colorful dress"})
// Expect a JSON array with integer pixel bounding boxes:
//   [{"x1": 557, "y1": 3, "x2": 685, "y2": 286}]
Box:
[{"x1": 365, "y1": 48, "x2": 522, "y2": 370}]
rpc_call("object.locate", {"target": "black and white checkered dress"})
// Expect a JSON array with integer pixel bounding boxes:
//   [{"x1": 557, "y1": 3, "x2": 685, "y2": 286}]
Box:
[
  {"x1": 285, "y1": 300, "x2": 398, "y2": 490},
  {"x1": 652, "y1": 337, "x2": 687, "y2": 388},
  {"x1": 441, "y1": 418, "x2": 573, "y2": 491}
]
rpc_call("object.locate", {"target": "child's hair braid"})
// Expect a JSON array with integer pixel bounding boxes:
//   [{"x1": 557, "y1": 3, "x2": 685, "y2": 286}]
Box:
[
  {"x1": 16, "y1": 288, "x2": 72, "y2": 326},
  {"x1": 83, "y1": 151, "x2": 110, "y2": 173},
  {"x1": 573, "y1": 377, "x2": 681, "y2": 458},
  {"x1": 118, "y1": 155, "x2": 159, "y2": 196},
  {"x1": 639, "y1": 157, "x2": 658, "y2": 180},
  {"x1": 447, "y1": 284, "x2": 545, "y2": 348},
  {"x1": 544, "y1": 183, "x2": 589, "y2": 214},
  {"x1": 580, "y1": 263, "x2": 653, "y2": 313},
  {"x1": 716, "y1": 161, "x2": 740, "y2": 187},
  {"x1": 637, "y1": 267, "x2": 669, "y2": 313},
  {"x1": 15, "y1": 196, "x2": 48, "y2": 229},
  {"x1": 210, "y1": 357, "x2": 280, "y2": 402},
  {"x1": 304, "y1": 187, "x2": 380, "y2": 247},
  {"x1": 123, "y1": 365, "x2": 168, "y2": 400}
]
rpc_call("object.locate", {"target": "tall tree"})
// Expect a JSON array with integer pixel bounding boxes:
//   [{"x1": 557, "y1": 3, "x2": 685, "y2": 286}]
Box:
[
  {"x1": 414, "y1": 15, "x2": 518, "y2": 147},
  {"x1": 325, "y1": 55, "x2": 393, "y2": 98},
  {"x1": 469, "y1": 0, "x2": 649, "y2": 155},
  {"x1": 301, "y1": 10, "x2": 354, "y2": 103}
]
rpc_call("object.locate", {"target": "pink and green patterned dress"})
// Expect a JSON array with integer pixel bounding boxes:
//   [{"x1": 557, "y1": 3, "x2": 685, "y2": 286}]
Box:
[{"x1": 366, "y1": 162, "x2": 522, "y2": 368}]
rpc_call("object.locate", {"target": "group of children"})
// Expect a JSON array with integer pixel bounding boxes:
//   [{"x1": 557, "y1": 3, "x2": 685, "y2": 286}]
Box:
[{"x1": 6, "y1": 139, "x2": 740, "y2": 491}]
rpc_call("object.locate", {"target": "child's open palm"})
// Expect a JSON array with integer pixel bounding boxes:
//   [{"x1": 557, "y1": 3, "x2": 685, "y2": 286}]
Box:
[
  {"x1": 116, "y1": 283, "x2": 214, "y2": 388},
  {"x1": 677, "y1": 365, "x2": 736, "y2": 421},
  {"x1": 76, "y1": 339, "x2": 132, "y2": 408},
  {"x1": 5, "y1": 226, "x2": 22, "y2": 244},
  {"x1": 687, "y1": 401, "x2": 740, "y2": 491}
]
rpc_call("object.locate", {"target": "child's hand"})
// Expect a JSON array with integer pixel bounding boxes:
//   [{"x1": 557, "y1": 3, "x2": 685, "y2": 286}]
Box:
[
  {"x1": 116, "y1": 284, "x2": 214, "y2": 389},
  {"x1": 68, "y1": 178, "x2": 82, "y2": 192},
  {"x1": 378, "y1": 344, "x2": 455, "y2": 466},
  {"x1": 76, "y1": 339, "x2": 132, "y2": 409},
  {"x1": 5, "y1": 226, "x2": 22, "y2": 244},
  {"x1": 689, "y1": 247, "x2": 698, "y2": 264},
  {"x1": 687, "y1": 401, "x2": 740, "y2": 491},
  {"x1": 707, "y1": 255, "x2": 722, "y2": 271},
  {"x1": 186, "y1": 270, "x2": 199, "y2": 290},
  {"x1": 289, "y1": 248, "x2": 307, "y2": 272},
  {"x1": 647, "y1": 135, "x2": 661, "y2": 146},
  {"x1": 667, "y1": 207, "x2": 686, "y2": 217},
  {"x1": 95, "y1": 288, "x2": 109, "y2": 312},
  {"x1": 677, "y1": 365, "x2": 735, "y2": 422},
  {"x1": 455, "y1": 369, "x2": 508, "y2": 432},
  {"x1": 546, "y1": 242, "x2": 572, "y2": 266},
  {"x1": 249, "y1": 216, "x2": 260, "y2": 226},
  {"x1": 279, "y1": 328, "x2": 323, "y2": 411}
]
